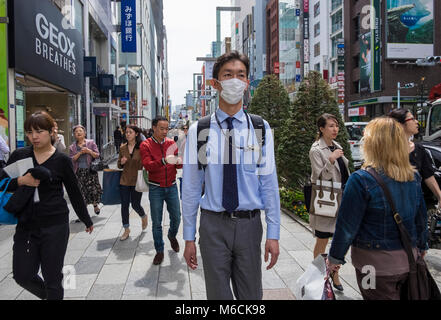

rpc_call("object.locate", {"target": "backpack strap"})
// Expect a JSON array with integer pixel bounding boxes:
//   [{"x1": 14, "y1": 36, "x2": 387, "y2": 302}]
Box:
[
  {"x1": 197, "y1": 115, "x2": 212, "y2": 171},
  {"x1": 248, "y1": 114, "x2": 266, "y2": 166}
]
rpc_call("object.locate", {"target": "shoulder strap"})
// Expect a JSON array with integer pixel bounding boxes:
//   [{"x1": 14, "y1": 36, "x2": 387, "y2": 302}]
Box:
[
  {"x1": 197, "y1": 115, "x2": 212, "y2": 171},
  {"x1": 248, "y1": 114, "x2": 266, "y2": 147},
  {"x1": 365, "y1": 168, "x2": 417, "y2": 268},
  {"x1": 248, "y1": 114, "x2": 266, "y2": 166}
]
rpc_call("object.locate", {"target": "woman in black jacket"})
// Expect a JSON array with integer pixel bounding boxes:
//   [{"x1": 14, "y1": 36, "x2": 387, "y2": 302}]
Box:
[
  {"x1": 2, "y1": 111, "x2": 93, "y2": 300},
  {"x1": 389, "y1": 109, "x2": 441, "y2": 207}
]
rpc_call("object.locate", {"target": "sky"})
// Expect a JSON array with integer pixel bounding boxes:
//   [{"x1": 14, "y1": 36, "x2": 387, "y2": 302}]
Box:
[{"x1": 163, "y1": 0, "x2": 232, "y2": 108}]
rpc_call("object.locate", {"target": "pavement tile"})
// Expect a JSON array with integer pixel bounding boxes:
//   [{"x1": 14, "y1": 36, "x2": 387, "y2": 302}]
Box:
[
  {"x1": 121, "y1": 294, "x2": 155, "y2": 300},
  {"x1": 87, "y1": 283, "x2": 125, "y2": 300},
  {"x1": 0, "y1": 268, "x2": 11, "y2": 283},
  {"x1": 287, "y1": 250, "x2": 314, "y2": 271},
  {"x1": 123, "y1": 255, "x2": 159, "y2": 296},
  {"x1": 0, "y1": 251, "x2": 12, "y2": 269},
  {"x1": 188, "y1": 268, "x2": 206, "y2": 294},
  {"x1": 156, "y1": 279, "x2": 191, "y2": 300},
  {"x1": 0, "y1": 276, "x2": 23, "y2": 300},
  {"x1": 63, "y1": 274, "x2": 98, "y2": 298},
  {"x1": 74, "y1": 256, "x2": 107, "y2": 275},
  {"x1": 95, "y1": 264, "x2": 132, "y2": 285},
  {"x1": 261, "y1": 266, "x2": 286, "y2": 290},
  {"x1": 263, "y1": 288, "x2": 295, "y2": 300},
  {"x1": 106, "y1": 248, "x2": 137, "y2": 264},
  {"x1": 64, "y1": 249, "x2": 86, "y2": 265},
  {"x1": 191, "y1": 292, "x2": 207, "y2": 300}
]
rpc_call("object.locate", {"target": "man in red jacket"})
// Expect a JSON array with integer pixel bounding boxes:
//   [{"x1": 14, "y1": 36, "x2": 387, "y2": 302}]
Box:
[{"x1": 140, "y1": 116, "x2": 183, "y2": 265}]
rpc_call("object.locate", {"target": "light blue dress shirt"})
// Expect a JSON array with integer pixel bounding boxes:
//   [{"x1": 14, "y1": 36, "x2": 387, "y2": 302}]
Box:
[{"x1": 182, "y1": 108, "x2": 280, "y2": 241}]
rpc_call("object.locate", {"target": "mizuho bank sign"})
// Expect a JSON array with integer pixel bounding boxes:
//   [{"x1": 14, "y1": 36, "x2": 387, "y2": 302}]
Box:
[{"x1": 35, "y1": 13, "x2": 77, "y2": 76}]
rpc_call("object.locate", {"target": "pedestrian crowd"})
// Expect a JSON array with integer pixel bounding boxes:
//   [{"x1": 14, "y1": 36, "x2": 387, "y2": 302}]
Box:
[{"x1": 0, "y1": 51, "x2": 439, "y2": 301}]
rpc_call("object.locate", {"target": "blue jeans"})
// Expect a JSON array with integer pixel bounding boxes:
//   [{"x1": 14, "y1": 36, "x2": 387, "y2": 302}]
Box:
[
  {"x1": 148, "y1": 183, "x2": 181, "y2": 253},
  {"x1": 120, "y1": 185, "x2": 146, "y2": 228}
]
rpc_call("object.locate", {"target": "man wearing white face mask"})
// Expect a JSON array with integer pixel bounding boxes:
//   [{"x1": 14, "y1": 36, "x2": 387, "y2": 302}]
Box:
[{"x1": 182, "y1": 51, "x2": 281, "y2": 300}]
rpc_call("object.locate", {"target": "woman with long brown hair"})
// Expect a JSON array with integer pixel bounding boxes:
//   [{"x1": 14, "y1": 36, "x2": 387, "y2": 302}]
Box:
[
  {"x1": 328, "y1": 117, "x2": 429, "y2": 300},
  {"x1": 117, "y1": 125, "x2": 148, "y2": 241}
]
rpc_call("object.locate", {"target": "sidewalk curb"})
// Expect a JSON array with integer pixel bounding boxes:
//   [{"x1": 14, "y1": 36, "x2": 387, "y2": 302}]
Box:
[{"x1": 281, "y1": 208, "x2": 313, "y2": 234}]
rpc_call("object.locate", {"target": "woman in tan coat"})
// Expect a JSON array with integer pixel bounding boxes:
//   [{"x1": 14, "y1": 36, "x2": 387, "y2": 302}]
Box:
[
  {"x1": 118, "y1": 125, "x2": 148, "y2": 241},
  {"x1": 309, "y1": 113, "x2": 350, "y2": 291}
]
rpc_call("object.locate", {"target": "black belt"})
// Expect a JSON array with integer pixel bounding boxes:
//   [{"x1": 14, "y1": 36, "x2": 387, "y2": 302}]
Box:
[{"x1": 201, "y1": 208, "x2": 260, "y2": 219}]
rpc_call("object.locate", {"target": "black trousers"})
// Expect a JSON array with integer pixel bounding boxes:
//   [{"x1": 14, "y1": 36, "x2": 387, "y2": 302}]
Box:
[{"x1": 12, "y1": 223, "x2": 69, "y2": 300}]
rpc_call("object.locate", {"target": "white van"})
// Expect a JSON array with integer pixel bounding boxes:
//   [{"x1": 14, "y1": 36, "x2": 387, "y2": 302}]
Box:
[{"x1": 345, "y1": 122, "x2": 368, "y2": 169}]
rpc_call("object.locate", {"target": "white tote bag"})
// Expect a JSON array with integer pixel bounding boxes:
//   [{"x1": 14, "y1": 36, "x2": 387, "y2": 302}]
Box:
[
  {"x1": 135, "y1": 169, "x2": 149, "y2": 192},
  {"x1": 309, "y1": 179, "x2": 342, "y2": 218}
]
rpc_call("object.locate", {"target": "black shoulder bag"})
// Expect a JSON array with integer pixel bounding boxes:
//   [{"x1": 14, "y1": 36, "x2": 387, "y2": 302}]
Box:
[{"x1": 366, "y1": 168, "x2": 441, "y2": 300}]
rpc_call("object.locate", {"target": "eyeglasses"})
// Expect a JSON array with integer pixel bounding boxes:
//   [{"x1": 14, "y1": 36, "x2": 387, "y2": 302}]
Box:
[
  {"x1": 405, "y1": 117, "x2": 416, "y2": 122},
  {"x1": 183, "y1": 127, "x2": 188, "y2": 130}
]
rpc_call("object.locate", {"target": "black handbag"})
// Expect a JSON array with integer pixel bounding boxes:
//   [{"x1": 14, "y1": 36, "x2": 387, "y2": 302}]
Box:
[
  {"x1": 366, "y1": 168, "x2": 441, "y2": 300},
  {"x1": 89, "y1": 158, "x2": 108, "y2": 173}
]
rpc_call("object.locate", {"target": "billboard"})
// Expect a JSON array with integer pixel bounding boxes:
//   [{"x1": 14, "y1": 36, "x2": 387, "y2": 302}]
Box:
[{"x1": 386, "y1": 0, "x2": 434, "y2": 59}]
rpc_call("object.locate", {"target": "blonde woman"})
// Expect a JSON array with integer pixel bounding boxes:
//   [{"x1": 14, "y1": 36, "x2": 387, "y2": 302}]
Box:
[
  {"x1": 328, "y1": 117, "x2": 428, "y2": 300},
  {"x1": 309, "y1": 113, "x2": 350, "y2": 291}
]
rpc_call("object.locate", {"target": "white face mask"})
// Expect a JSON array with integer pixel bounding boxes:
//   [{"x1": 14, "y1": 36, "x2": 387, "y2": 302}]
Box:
[{"x1": 219, "y1": 78, "x2": 247, "y2": 105}]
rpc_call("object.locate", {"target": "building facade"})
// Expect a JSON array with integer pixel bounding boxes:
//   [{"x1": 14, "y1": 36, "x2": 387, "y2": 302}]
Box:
[{"x1": 344, "y1": 0, "x2": 441, "y2": 122}]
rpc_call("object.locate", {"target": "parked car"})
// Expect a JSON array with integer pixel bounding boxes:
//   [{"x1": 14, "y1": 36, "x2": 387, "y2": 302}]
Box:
[{"x1": 345, "y1": 122, "x2": 368, "y2": 169}]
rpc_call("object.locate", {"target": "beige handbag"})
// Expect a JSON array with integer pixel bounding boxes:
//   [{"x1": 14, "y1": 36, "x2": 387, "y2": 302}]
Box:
[{"x1": 309, "y1": 177, "x2": 342, "y2": 218}]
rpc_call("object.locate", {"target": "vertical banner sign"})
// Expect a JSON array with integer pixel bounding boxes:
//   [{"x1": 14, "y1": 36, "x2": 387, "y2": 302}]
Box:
[
  {"x1": 371, "y1": 0, "x2": 381, "y2": 92},
  {"x1": 0, "y1": 0, "x2": 8, "y2": 141},
  {"x1": 121, "y1": 0, "x2": 136, "y2": 52},
  {"x1": 360, "y1": 32, "x2": 372, "y2": 94},
  {"x1": 386, "y1": 0, "x2": 434, "y2": 59},
  {"x1": 204, "y1": 61, "x2": 214, "y2": 86},
  {"x1": 303, "y1": 0, "x2": 310, "y2": 77}
]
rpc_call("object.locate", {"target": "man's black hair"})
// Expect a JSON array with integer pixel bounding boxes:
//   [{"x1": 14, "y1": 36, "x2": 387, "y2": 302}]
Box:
[
  {"x1": 152, "y1": 116, "x2": 168, "y2": 127},
  {"x1": 212, "y1": 50, "x2": 250, "y2": 80}
]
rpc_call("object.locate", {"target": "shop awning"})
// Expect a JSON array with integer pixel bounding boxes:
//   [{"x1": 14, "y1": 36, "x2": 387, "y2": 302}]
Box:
[{"x1": 92, "y1": 103, "x2": 122, "y2": 117}]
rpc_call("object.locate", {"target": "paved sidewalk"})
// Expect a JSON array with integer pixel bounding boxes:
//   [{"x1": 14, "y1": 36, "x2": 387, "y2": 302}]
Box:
[{"x1": 0, "y1": 168, "x2": 440, "y2": 300}]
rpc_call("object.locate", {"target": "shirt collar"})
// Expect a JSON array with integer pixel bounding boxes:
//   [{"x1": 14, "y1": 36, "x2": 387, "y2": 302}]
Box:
[
  {"x1": 216, "y1": 107, "x2": 246, "y2": 124},
  {"x1": 151, "y1": 136, "x2": 165, "y2": 144}
]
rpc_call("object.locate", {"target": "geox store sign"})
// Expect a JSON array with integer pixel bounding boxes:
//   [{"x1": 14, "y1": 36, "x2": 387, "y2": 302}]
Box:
[{"x1": 8, "y1": 0, "x2": 83, "y2": 93}]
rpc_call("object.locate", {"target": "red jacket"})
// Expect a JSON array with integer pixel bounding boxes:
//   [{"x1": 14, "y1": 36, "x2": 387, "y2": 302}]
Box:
[{"x1": 140, "y1": 137, "x2": 182, "y2": 187}]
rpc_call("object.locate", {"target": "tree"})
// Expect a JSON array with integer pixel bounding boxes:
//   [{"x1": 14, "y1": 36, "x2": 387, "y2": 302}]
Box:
[
  {"x1": 278, "y1": 71, "x2": 353, "y2": 190},
  {"x1": 248, "y1": 74, "x2": 291, "y2": 151}
]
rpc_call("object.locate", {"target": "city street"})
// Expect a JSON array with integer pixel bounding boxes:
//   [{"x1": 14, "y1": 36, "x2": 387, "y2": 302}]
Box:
[{"x1": 0, "y1": 165, "x2": 440, "y2": 300}]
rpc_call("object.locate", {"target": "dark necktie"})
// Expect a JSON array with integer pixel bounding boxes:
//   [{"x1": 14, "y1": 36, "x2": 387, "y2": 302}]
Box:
[{"x1": 222, "y1": 117, "x2": 239, "y2": 213}]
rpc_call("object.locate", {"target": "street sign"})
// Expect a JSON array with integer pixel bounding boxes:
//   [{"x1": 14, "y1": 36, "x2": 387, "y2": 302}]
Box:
[
  {"x1": 121, "y1": 91, "x2": 130, "y2": 101},
  {"x1": 199, "y1": 95, "x2": 212, "y2": 100}
]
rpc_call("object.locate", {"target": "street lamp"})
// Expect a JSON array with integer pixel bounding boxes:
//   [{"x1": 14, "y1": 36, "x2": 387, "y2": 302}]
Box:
[{"x1": 215, "y1": 7, "x2": 241, "y2": 57}]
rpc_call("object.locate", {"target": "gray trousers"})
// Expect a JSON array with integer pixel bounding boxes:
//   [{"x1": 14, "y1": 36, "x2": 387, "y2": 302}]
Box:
[{"x1": 199, "y1": 211, "x2": 263, "y2": 300}]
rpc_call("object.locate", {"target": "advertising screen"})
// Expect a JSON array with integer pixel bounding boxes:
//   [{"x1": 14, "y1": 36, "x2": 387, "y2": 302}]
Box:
[{"x1": 386, "y1": 0, "x2": 434, "y2": 59}]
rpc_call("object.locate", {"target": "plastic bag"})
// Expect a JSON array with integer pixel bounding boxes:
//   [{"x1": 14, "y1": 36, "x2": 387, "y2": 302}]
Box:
[
  {"x1": 135, "y1": 169, "x2": 149, "y2": 192},
  {"x1": 294, "y1": 254, "x2": 336, "y2": 300}
]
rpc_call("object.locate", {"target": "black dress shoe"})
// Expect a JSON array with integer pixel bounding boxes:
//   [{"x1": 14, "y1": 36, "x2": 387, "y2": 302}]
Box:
[{"x1": 153, "y1": 252, "x2": 164, "y2": 265}]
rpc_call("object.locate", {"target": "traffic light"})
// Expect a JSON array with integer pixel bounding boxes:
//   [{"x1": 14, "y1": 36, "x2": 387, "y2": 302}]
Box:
[
  {"x1": 427, "y1": 56, "x2": 441, "y2": 63},
  {"x1": 416, "y1": 56, "x2": 441, "y2": 66}
]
